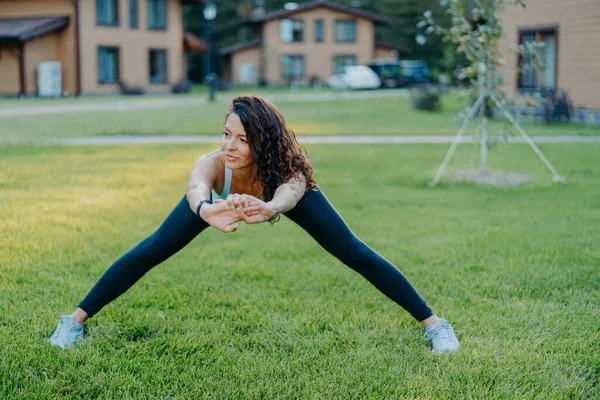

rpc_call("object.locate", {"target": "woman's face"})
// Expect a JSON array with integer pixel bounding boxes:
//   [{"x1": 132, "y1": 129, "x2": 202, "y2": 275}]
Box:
[{"x1": 221, "y1": 113, "x2": 254, "y2": 170}]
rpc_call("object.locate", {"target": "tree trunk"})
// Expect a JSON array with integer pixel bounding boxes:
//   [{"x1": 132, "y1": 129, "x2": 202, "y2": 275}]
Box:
[{"x1": 480, "y1": 100, "x2": 488, "y2": 173}]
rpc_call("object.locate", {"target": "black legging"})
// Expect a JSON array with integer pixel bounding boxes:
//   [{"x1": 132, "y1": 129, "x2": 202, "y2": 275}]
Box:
[{"x1": 79, "y1": 188, "x2": 433, "y2": 322}]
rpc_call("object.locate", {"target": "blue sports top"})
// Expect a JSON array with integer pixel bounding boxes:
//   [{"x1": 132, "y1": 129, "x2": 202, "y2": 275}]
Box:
[{"x1": 211, "y1": 167, "x2": 232, "y2": 201}]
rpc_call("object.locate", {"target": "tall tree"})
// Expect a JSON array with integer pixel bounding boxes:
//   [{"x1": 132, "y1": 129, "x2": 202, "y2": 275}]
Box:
[{"x1": 183, "y1": 0, "x2": 456, "y2": 81}]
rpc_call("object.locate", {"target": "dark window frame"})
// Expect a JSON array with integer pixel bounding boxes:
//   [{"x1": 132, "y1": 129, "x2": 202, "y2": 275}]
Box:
[
  {"x1": 279, "y1": 18, "x2": 304, "y2": 43},
  {"x1": 147, "y1": 0, "x2": 168, "y2": 31},
  {"x1": 97, "y1": 46, "x2": 120, "y2": 84},
  {"x1": 315, "y1": 19, "x2": 324, "y2": 43},
  {"x1": 96, "y1": 0, "x2": 120, "y2": 27},
  {"x1": 130, "y1": 0, "x2": 138, "y2": 28},
  {"x1": 334, "y1": 19, "x2": 356, "y2": 43},
  {"x1": 517, "y1": 25, "x2": 559, "y2": 93},
  {"x1": 149, "y1": 48, "x2": 168, "y2": 84},
  {"x1": 280, "y1": 54, "x2": 305, "y2": 79}
]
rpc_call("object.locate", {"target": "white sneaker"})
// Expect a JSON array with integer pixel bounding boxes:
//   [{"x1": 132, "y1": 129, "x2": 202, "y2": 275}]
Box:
[
  {"x1": 424, "y1": 318, "x2": 459, "y2": 353},
  {"x1": 49, "y1": 315, "x2": 84, "y2": 348}
]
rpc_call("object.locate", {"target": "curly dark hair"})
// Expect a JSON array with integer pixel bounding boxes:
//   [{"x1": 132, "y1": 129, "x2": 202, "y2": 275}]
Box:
[{"x1": 226, "y1": 95, "x2": 316, "y2": 202}]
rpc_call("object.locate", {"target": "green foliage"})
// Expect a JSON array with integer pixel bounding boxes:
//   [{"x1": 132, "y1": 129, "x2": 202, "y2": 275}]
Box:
[
  {"x1": 420, "y1": 0, "x2": 542, "y2": 103},
  {"x1": 542, "y1": 90, "x2": 574, "y2": 124},
  {"x1": 183, "y1": 0, "x2": 457, "y2": 81},
  {"x1": 411, "y1": 85, "x2": 442, "y2": 112},
  {"x1": 1, "y1": 143, "x2": 599, "y2": 398}
]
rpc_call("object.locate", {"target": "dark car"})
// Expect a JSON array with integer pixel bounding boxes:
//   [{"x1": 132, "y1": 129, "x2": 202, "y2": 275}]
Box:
[
  {"x1": 398, "y1": 60, "x2": 430, "y2": 85},
  {"x1": 367, "y1": 59, "x2": 431, "y2": 87},
  {"x1": 367, "y1": 59, "x2": 404, "y2": 88}
]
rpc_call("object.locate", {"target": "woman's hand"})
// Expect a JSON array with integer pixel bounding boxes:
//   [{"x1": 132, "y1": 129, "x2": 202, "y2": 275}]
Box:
[
  {"x1": 226, "y1": 194, "x2": 275, "y2": 225},
  {"x1": 199, "y1": 200, "x2": 241, "y2": 232}
]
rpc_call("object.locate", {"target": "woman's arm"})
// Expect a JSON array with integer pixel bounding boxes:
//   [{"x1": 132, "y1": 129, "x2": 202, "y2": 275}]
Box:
[
  {"x1": 268, "y1": 174, "x2": 307, "y2": 215},
  {"x1": 226, "y1": 174, "x2": 306, "y2": 224},
  {"x1": 187, "y1": 155, "x2": 241, "y2": 233},
  {"x1": 186, "y1": 156, "x2": 219, "y2": 213}
]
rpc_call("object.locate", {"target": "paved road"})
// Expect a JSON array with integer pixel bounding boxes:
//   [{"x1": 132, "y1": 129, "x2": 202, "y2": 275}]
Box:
[
  {"x1": 0, "y1": 89, "x2": 410, "y2": 118},
  {"x1": 50, "y1": 134, "x2": 600, "y2": 146}
]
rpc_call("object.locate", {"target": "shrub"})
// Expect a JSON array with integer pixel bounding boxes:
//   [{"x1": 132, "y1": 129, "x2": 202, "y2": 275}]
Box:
[
  {"x1": 543, "y1": 90, "x2": 573, "y2": 124},
  {"x1": 171, "y1": 79, "x2": 191, "y2": 94},
  {"x1": 411, "y1": 85, "x2": 442, "y2": 112}
]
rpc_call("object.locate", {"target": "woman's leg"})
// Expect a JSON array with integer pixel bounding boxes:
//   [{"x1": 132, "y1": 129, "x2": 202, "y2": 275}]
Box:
[
  {"x1": 284, "y1": 188, "x2": 433, "y2": 322},
  {"x1": 78, "y1": 195, "x2": 209, "y2": 318}
]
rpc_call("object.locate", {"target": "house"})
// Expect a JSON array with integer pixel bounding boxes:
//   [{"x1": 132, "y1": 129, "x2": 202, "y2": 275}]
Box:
[
  {"x1": 218, "y1": 0, "x2": 403, "y2": 86},
  {"x1": 498, "y1": 0, "x2": 600, "y2": 119},
  {"x1": 0, "y1": 0, "x2": 205, "y2": 97}
]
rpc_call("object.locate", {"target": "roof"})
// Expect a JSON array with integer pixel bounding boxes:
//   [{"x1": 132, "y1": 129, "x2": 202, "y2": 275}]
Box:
[
  {"x1": 218, "y1": 39, "x2": 262, "y2": 56},
  {"x1": 184, "y1": 31, "x2": 208, "y2": 52},
  {"x1": 0, "y1": 16, "x2": 70, "y2": 42},
  {"x1": 249, "y1": 0, "x2": 391, "y2": 25},
  {"x1": 374, "y1": 41, "x2": 413, "y2": 56}
]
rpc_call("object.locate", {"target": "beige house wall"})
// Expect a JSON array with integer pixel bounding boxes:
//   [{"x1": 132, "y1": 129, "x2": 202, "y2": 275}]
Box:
[
  {"x1": 261, "y1": 8, "x2": 375, "y2": 84},
  {"x1": 499, "y1": 0, "x2": 600, "y2": 109},
  {"x1": 24, "y1": 31, "x2": 62, "y2": 93},
  {"x1": 78, "y1": 0, "x2": 186, "y2": 94},
  {"x1": 0, "y1": 0, "x2": 77, "y2": 95},
  {"x1": 374, "y1": 47, "x2": 397, "y2": 60},
  {"x1": 0, "y1": 43, "x2": 21, "y2": 94},
  {"x1": 231, "y1": 47, "x2": 261, "y2": 84}
]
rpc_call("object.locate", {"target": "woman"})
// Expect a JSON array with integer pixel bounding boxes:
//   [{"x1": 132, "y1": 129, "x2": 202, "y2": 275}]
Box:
[{"x1": 50, "y1": 95, "x2": 459, "y2": 353}]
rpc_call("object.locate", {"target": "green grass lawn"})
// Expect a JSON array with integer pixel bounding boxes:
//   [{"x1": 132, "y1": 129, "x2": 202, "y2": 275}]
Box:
[
  {"x1": 2, "y1": 92, "x2": 599, "y2": 143},
  {"x1": 1, "y1": 143, "x2": 598, "y2": 398}
]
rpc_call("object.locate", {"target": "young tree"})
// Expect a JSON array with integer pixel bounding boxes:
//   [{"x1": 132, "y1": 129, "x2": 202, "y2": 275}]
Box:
[{"x1": 421, "y1": 0, "x2": 564, "y2": 186}]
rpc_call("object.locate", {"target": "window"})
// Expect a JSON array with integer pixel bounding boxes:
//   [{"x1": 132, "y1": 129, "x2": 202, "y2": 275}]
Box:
[
  {"x1": 130, "y1": 0, "x2": 138, "y2": 28},
  {"x1": 279, "y1": 19, "x2": 304, "y2": 43},
  {"x1": 148, "y1": 0, "x2": 167, "y2": 30},
  {"x1": 315, "y1": 19, "x2": 323, "y2": 43},
  {"x1": 335, "y1": 20, "x2": 355, "y2": 42},
  {"x1": 280, "y1": 55, "x2": 304, "y2": 79},
  {"x1": 518, "y1": 27, "x2": 557, "y2": 92},
  {"x1": 97, "y1": 0, "x2": 119, "y2": 26},
  {"x1": 333, "y1": 55, "x2": 356, "y2": 74},
  {"x1": 149, "y1": 49, "x2": 167, "y2": 83},
  {"x1": 98, "y1": 47, "x2": 119, "y2": 83}
]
